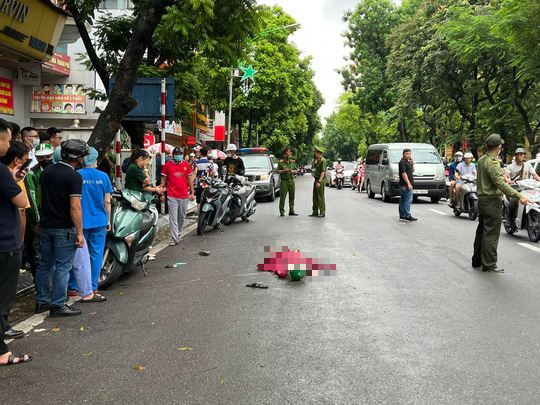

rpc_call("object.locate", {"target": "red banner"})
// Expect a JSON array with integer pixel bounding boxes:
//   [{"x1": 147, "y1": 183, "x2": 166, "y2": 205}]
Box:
[
  {"x1": 0, "y1": 78, "x2": 14, "y2": 115},
  {"x1": 43, "y1": 52, "x2": 71, "y2": 76},
  {"x1": 143, "y1": 130, "x2": 155, "y2": 148},
  {"x1": 214, "y1": 126, "x2": 225, "y2": 142}
]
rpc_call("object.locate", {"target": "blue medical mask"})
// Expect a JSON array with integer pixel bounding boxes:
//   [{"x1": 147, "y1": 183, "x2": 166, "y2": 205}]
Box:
[{"x1": 174, "y1": 154, "x2": 183, "y2": 162}]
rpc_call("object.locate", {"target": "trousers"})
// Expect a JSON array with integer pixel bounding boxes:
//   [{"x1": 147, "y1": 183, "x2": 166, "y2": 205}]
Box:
[
  {"x1": 279, "y1": 179, "x2": 296, "y2": 214},
  {"x1": 0, "y1": 250, "x2": 22, "y2": 355},
  {"x1": 473, "y1": 198, "x2": 503, "y2": 270},
  {"x1": 399, "y1": 186, "x2": 413, "y2": 219},
  {"x1": 168, "y1": 197, "x2": 188, "y2": 242},
  {"x1": 312, "y1": 179, "x2": 326, "y2": 215}
]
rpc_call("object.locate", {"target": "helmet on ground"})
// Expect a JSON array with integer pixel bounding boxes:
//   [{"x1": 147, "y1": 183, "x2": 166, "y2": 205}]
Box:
[
  {"x1": 288, "y1": 263, "x2": 307, "y2": 281},
  {"x1": 173, "y1": 147, "x2": 183, "y2": 155},
  {"x1": 514, "y1": 148, "x2": 526, "y2": 154},
  {"x1": 35, "y1": 143, "x2": 54, "y2": 157},
  {"x1": 464, "y1": 152, "x2": 474, "y2": 159},
  {"x1": 226, "y1": 144, "x2": 237, "y2": 152},
  {"x1": 61, "y1": 139, "x2": 89, "y2": 161}
]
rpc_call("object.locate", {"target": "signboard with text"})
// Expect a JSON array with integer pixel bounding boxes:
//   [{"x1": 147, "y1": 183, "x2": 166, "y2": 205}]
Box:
[
  {"x1": 0, "y1": 78, "x2": 14, "y2": 115},
  {"x1": 31, "y1": 83, "x2": 86, "y2": 114},
  {"x1": 43, "y1": 52, "x2": 70, "y2": 76}
]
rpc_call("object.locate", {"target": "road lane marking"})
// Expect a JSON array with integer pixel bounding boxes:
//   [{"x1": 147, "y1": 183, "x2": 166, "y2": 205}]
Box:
[
  {"x1": 429, "y1": 209, "x2": 448, "y2": 216},
  {"x1": 518, "y1": 242, "x2": 540, "y2": 254}
]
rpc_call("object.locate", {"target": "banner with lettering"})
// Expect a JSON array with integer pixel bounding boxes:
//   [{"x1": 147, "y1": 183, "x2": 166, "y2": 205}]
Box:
[
  {"x1": 31, "y1": 84, "x2": 86, "y2": 114},
  {"x1": 0, "y1": 78, "x2": 14, "y2": 115}
]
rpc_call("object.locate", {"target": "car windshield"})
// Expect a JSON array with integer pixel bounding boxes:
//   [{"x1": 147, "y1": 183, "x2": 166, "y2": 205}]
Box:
[
  {"x1": 243, "y1": 155, "x2": 271, "y2": 170},
  {"x1": 390, "y1": 149, "x2": 441, "y2": 164}
]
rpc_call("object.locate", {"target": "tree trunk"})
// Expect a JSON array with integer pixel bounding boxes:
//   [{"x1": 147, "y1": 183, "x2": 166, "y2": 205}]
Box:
[
  {"x1": 122, "y1": 121, "x2": 145, "y2": 148},
  {"x1": 87, "y1": 0, "x2": 172, "y2": 156}
]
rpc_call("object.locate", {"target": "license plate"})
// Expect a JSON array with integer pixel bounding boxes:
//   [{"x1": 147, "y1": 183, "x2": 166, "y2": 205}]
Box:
[{"x1": 413, "y1": 189, "x2": 429, "y2": 195}]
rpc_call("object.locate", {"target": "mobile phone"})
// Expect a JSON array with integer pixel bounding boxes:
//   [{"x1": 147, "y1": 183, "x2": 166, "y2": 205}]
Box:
[{"x1": 16, "y1": 159, "x2": 32, "y2": 179}]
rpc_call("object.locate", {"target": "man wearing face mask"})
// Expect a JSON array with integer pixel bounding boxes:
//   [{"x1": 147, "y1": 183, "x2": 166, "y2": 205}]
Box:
[
  {"x1": 472, "y1": 134, "x2": 529, "y2": 273},
  {"x1": 35, "y1": 139, "x2": 88, "y2": 317},
  {"x1": 21, "y1": 127, "x2": 40, "y2": 169},
  {"x1": 161, "y1": 147, "x2": 195, "y2": 246}
]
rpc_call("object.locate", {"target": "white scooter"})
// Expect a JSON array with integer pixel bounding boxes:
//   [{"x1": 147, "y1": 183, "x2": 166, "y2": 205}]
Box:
[{"x1": 502, "y1": 179, "x2": 540, "y2": 242}]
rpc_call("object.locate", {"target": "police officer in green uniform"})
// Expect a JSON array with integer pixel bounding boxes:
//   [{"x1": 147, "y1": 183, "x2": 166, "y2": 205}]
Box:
[
  {"x1": 472, "y1": 134, "x2": 530, "y2": 273},
  {"x1": 277, "y1": 147, "x2": 298, "y2": 216},
  {"x1": 309, "y1": 146, "x2": 327, "y2": 218}
]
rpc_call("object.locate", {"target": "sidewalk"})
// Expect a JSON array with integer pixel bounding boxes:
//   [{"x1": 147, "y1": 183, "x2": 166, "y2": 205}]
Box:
[{"x1": 16, "y1": 201, "x2": 198, "y2": 296}]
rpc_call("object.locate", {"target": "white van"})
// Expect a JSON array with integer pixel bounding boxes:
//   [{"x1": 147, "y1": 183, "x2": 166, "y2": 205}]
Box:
[{"x1": 364, "y1": 143, "x2": 446, "y2": 203}]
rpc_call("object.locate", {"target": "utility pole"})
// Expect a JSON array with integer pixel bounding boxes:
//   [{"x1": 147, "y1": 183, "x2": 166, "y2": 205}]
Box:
[{"x1": 227, "y1": 69, "x2": 236, "y2": 147}]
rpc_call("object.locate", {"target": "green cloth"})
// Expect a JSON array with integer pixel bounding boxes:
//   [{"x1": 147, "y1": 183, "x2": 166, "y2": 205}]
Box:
[
  {"x1": 473, "y1": 198, "x2": 503, "y2": 271},
  {"x1": 125, "y1": 163, "x2": 147, "y2": 192},
  {"x1": 477, "y1": 152, "x2": 521, "y2": 200},
  {"x1": 25, "y1": 168, "x2": 42, "y2": 223},
  {"x1": 280, "y1": 179, "x2": 296, "y2": 214},
  {"x1": 277, "y1": 159, "x2": 296, "y2": 181},
  {"x1": 312, "y1": 178, "x2": 326, "y2": 215},
  {"x1": 312, "y1": 157, "x2": 326, "y2": 180}
]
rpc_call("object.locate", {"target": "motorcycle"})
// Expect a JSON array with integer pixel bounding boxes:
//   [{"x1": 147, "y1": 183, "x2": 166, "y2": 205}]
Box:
[
  {"x1": 452, "y1": 173, "x2": 479, "y2": 221},
  {"x1": 335, "y1": 167, "x2": 345, "y2": 190},
  {"x1": 224, "y1": 175, "x2": 257, "y2": 225},
  {"x1": 197, "y1": 177, "x2": 233, "y2": 235},
  {"x1": 351, "y1": 170, "x2": 360, "y2": 191},
  {"x1": 100, "y1": 189, "x2": 158, "y2": 289},
  {"x1": 502, "y1": 179, "x2": 540, "y2": 242}
]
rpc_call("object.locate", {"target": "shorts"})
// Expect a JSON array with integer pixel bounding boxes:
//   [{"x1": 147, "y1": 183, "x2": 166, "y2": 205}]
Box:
[{"x1": 196, "y1": 187, "x2": 204, "y2": 204}]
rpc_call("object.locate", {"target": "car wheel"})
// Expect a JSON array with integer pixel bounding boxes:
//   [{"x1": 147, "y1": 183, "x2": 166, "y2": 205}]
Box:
[
  {"x1": 367, "y1": 181, "x2": 375, "y2": 199},
  {"x1": 99, "y1": 247, "x2": 123, "y2": 290},
  {"x1": 267, "y1": 183, "x2": 276, "y2": 202},
  {"x1": 381, "y1": 183, "x2": 390, "y2": 202}
]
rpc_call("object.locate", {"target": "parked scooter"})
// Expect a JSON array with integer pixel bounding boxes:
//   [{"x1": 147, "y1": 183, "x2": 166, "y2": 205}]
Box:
[
  {"x1": 335, "y1": 166, "x2": 345, "y2": 190},
  {"x1": 99, "y1": 189, "x2": 158, "y2": 289},
  {"x1": 502, "y1": 179, "x2": 540, "y2": 242},
  {"x1": 452, "y1": 173, "x2": 479, "y2": 221},
  {"x1": 351, "y1": 170, "x2": 360, "y2": 191},
  {"x1": 224, "y1": 175, "x2": 257, "y2": 224},
  {"x1": 197, "y1": 177, "x2": 232, "y2": 235}
]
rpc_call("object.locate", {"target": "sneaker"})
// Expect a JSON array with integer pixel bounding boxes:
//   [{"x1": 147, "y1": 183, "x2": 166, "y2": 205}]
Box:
[
  {"x1": 34, "y1": 303, "x2": 50, "y2": 314},
  {"x1": 405, "y1": 216, "x2": 418, "y2": 221},
  {"x1": 50, "y1": 305, "x2": 82, "y2": 318},
  {"x1": 4, "y1": 328, "x2": 24, "y2": 339}
]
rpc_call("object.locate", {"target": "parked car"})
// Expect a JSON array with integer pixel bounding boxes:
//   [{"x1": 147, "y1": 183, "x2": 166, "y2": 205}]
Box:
[
  {"x1": 529, "y1": 158, "x2": 540, "y2": 176},
  {"x1": 240, "y1": 149, "x2": 281, "y2": 202},
  {"x1": 325, "y1": 161, "x2": 356, "y2": 187},
  {"x1": 364, "y1": 143, "x2": 446, "y2": 203}
]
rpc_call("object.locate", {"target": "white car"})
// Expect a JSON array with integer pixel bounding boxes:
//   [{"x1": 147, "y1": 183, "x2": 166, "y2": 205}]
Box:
[
  {"x1": 528, "y1": 158, "x2": 540, "y2": 175},
  {"x1": 326, "y1": 161, "x2": 356, "y2": 187}
]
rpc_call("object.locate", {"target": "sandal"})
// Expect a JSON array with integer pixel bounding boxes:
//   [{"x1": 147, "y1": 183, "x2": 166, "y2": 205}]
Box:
[
  {"x1": 246, "y1": 282, "x2": 268, "y2": 289},
  {"x1": 80, "y1": 294, "x2": 107, "y2": 303},
  {"x1": 169, "y1": 241, "x2": 178, "y2": 246},
  {"x1": 0, "y1": 352, "x2": 32, "y2": 367}
]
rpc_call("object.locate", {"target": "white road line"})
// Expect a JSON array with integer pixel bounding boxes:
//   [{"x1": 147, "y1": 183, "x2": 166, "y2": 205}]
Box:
[
  {"x1": 9, "y1": 221, "x2": 199, "y2": 341},
  {"x1": 518, "y1": 242, "x2": 540, "y2": 254},
  {"x1": 429, "y1": 209, "x2": 448, "y2": 216}
]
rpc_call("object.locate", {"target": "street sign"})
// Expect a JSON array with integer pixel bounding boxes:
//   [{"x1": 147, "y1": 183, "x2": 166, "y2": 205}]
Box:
[{"x1": 143, "y1": 130, "x2": 155, "y2": 148}]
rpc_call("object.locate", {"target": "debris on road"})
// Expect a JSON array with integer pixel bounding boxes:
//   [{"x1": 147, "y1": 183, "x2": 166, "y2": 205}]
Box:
[
  {"x1": 246, "y1": 282, "x2": 268, "y2": 289},
  {"x1": 177, "y1": 347, "x2": 193, "y2": 351},
  {"x1": 132, "y1": 364, "x2": 145, "y2": 371},
  {"x1": 34, "y1": 328, "x2": 46, "y2": 333},
  {"x1": 82, "y1": 352, "x2": 93, "y2": 357},
  {"x1": 51, "y1": 326, "x2": 61, "y2": 333},
  {"x1": 165, "y1": 262, "x2": 186, "y2": 268},
  {"x1": 199, "y1": 251, "x2": 211, "y2": 256}
]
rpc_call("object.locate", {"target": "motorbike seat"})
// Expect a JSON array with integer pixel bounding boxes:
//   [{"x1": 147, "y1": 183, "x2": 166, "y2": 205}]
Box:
[{"x1": 141, "y1": 211, "x2": 156, "y2": 235}]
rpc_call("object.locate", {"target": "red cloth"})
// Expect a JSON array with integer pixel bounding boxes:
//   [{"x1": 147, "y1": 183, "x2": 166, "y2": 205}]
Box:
[{"x1": 161, "y1": 161, "x2": 192, "y2": 198}]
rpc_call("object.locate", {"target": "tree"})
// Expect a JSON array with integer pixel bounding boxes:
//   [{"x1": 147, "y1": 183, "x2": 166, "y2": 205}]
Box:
[{"x1": 66, "y1": 0, "x2": 260, "y2": 153}]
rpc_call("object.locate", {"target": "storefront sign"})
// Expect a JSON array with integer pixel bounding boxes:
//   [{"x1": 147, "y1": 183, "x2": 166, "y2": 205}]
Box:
[
  {"x1": 42, "y1": 52, "x2": 70, "y2": 76},
  {"x1": 0, "y1": 0, "x2": 67, "y2": 61},
  {"x1": 18, "y1": 61, "x2": 40, "y2": 85},
  {"x1": 31, "y1": 83, "x2": 86, "y2": 114},
  {"x1": 0, "y1": 77, "x2": 14, "y2": 115},
  {"x1": 143, "y1": 130, "x2": 155, "y2": 148}
]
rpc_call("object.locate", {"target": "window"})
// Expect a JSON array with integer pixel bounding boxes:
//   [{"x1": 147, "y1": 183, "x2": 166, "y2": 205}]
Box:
[
  {"x1": 99, "y1": 0, "x2": 133, "y2": 9},
  {"x1": 366, "y1": 149, "x2": 381, "y2": 165},
  {"x1": 389, "y1": 149, "x2": 441, "y2": 164}
]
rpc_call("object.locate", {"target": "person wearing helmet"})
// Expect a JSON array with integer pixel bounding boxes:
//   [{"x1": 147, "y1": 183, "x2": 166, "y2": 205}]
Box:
[
  {"x1": 505, "y1": 148, "x2": 540, "y2": 184},
  {"x1": 454, "y1": 152, "x2": 477, "y2": 209},
  {"x1": 161, "y1": 147, "x2": 195, "y2": 246},
  {"x1": 334, "y1": 158, "x2": 345, "y2": 188},
  {"x1": 448, "y1": 151, "x2": 464, "y2": 206},
  {"x1": 35, "y1": 139, "x2": 89, "y2": 318},
  {"x1": 224, "y1": 143, "x2": 245, "y2": 178}
]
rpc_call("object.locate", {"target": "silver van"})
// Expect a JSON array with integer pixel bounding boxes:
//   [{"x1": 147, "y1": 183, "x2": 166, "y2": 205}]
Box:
[{"x1": 364, "y1": 143, "x2": 446, "y2": 203}]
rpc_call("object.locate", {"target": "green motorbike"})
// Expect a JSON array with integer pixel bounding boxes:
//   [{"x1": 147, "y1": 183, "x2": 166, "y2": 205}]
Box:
[{"x1": 99, "y1": 189, "x2": 158, "y2": 289}]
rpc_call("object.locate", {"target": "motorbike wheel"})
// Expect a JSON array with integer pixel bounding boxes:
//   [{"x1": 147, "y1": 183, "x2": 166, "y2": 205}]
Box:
[
  {"x1": 453, "y1": 209, "x2": 462, "y2": 217},
  {"x1": 503, "y1": 205, "x2": 517, "y2": 235},
  {"x1": 527, "y1": 211, "x2": 540, "y2": 242},
  {"x1": 367, "y1": 182, "x2": 375, "y2": 199},
  {"x1": 99, "y1": 247, "x2": 123, "y2": 290},
  {"x1": 197, "y1": 211, "x2": 211, "y2": 235},
  {"x1": 468, "y1": 200, "x2": 478, "y2": 221}
]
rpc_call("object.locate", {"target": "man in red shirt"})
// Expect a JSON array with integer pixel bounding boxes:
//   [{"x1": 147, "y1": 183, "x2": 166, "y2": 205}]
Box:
[{"x1": 161, "y1": 148, "x2": 195, "y2": 246}]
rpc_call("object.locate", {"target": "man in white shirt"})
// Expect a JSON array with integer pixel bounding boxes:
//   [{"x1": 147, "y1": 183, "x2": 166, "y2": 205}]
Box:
[{"x1": 506, "y1": 148, "x2": 540, "y2": 183}]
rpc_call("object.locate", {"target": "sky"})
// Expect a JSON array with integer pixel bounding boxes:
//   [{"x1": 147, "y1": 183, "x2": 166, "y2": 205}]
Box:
[{"x1": 258, "y1": 0, "x2": 400, "y2": 121}]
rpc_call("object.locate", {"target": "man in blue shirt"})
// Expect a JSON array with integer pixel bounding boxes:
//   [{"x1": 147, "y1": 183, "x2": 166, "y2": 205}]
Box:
[
  {"x1": 71, "y1": 147, "x2": 113, "y2": 296},
  {"x1": 448, "y1": 151, "x2": 463, "y2": 207}
]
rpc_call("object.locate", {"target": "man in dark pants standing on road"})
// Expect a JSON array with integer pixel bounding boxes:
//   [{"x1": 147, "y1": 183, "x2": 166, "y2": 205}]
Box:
[
  {"x1": 310, "y1": 146, "x2": 327, "y2": 218},
  {"x1": 399, "y1": 149, "x2": 417, "y2": 221},
  {"x1": 472, "y1": 134, "x2": 529, "y2": 273},
  {"x1": 277, "y1": 147, "x2": 298, "y2": 217}
]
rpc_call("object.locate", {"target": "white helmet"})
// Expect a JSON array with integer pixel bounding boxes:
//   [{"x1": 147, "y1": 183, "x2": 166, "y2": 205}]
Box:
[
  {"x1": 464, "y1": 152, "x2": 474, "y2": 159},
  {"x1": 226, "y1": 144, "x2": 237, "y2": 152},
  {"x1": 455, "y1": 151, "x2": 464, "y2": 156}
]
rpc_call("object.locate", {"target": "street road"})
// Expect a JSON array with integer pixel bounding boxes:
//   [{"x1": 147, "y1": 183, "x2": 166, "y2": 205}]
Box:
[{"x1": 2, "y1": 176, "x2": 540, "y2": 404}]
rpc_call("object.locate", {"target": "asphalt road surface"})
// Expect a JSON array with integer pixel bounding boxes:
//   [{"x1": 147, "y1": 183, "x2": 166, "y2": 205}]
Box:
[{"x1": 3, "y1": 176, "x2": 540, "y2": 404}]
